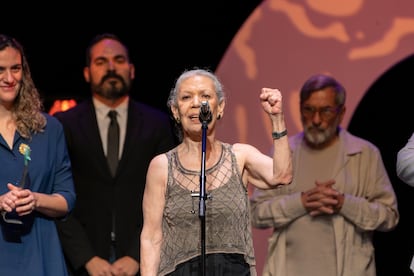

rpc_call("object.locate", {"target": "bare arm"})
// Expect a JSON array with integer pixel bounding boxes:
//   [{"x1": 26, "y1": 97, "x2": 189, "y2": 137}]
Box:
[
  {"x1": 239, "y1": 88, "x2": 292, "y2": 189},
  {"x1": 140, "y1": 154, "x2": 168, "y2": 276},
  {"x1": 32, "y1": 192, "x2": 69, "y2": 217}
]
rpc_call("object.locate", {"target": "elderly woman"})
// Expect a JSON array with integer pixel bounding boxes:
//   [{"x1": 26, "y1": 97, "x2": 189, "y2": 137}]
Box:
[{"x1": 140, "y1": 68, "x2": 292, "y2": 276}]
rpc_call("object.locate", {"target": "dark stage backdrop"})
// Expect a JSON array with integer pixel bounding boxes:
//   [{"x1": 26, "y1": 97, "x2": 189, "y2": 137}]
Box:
[
  {"x1": 5, "y1": 1, "x2": 414, "y2": 276},
  {"x1": 5, "y1": 1, "x2": 262, "y2": 114}
]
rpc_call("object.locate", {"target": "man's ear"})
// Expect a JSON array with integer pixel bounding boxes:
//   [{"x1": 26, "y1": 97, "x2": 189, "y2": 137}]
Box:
[
  {"x1": 338, "y1": 106, "x2": 346, "y2": 124},
  {"x1": 83, "y1": 67, "x2": 90, "y2": 83},
  {"x1": 129, "y1": 63, "x2": 135, "y2": 80}
]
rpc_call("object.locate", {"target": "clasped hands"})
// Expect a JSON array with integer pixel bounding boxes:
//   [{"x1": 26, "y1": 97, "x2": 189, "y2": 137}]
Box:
[
  {"x1": 301, "y1": 179, "x2": 344, "y2": 216},
  {"x1": 86, "y1": 255, "x2": 139, "y2": 276},
  {"x1": 0, "y1": 183, "x2": 36, "y2": 217}
]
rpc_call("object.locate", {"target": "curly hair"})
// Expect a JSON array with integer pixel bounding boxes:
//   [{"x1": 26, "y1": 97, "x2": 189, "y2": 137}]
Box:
[{"x1": 0, "y1": 34, "x2": 46, "y2": 139}]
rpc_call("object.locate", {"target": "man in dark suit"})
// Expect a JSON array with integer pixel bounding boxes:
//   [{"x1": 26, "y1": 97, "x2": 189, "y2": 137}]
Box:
[{"x1": 55, "y1": 33, "x2": 176, "y2": 276}]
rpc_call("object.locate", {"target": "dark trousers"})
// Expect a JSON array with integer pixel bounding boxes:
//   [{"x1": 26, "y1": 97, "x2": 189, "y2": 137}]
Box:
[{"x1": 168, "y1": 253, "x2": 251, "y2": 276}]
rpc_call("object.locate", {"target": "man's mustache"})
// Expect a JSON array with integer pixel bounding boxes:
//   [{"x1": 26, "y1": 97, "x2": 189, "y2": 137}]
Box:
[
  {"x1": 306, "y1": 126, "x2": 324, "y2": 132},
  {"x1": 101, "y1": 72, "x2": 124, "y2": 84}
]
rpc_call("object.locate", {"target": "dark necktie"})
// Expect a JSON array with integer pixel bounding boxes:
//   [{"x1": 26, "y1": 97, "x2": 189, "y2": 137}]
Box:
[{"x1": 107, "y1": 110, "x2": 119, "y2": 177}]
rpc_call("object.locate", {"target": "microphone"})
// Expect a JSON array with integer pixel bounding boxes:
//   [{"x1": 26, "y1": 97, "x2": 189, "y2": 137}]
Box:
[{"x1": 199, "y1": 101, "x2": 212, "y2": 124}]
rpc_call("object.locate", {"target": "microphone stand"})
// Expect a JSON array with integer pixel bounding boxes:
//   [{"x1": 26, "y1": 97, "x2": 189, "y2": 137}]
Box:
[{"x1": 199, "y1": 118, "x2": 208, "y2": 276}]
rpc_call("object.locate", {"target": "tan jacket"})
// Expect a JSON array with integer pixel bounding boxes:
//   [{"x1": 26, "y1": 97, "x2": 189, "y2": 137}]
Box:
[{"x1": 250, "y1": 128, "x2": 399, "y2": 276}]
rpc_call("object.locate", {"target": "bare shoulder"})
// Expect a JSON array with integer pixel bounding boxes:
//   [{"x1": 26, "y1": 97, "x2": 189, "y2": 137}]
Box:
[
  {"x1": 231, "y1": 143, "x2": 261, "y2": 161},
  {"x1": 146, "y1": 153, "x2": 169, "y2": 191},
  {"x1": 148, "y1": 153, "x2": 169, "y2": 172},
  {"x1": 232, "y1": 143, "x2": 259, "y2": 154}
]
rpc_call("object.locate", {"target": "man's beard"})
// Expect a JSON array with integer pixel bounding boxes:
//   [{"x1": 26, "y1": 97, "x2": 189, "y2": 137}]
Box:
[
  {"x1": 304, "y1": 124, "x2": 338, "y2": 146},
  {"x1": 92, "y1": 74, "x2": 129, "y2": 100}
]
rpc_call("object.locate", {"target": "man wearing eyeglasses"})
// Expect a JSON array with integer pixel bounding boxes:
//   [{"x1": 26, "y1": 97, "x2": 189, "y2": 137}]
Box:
[{"x1": 250, "y1": 74, "x2": 399, "y2": 276}]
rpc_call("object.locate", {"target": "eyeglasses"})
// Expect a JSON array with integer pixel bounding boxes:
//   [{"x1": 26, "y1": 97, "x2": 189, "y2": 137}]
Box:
[{"x1": 301, "y1": 105, "x2": 341, "y2": 120}]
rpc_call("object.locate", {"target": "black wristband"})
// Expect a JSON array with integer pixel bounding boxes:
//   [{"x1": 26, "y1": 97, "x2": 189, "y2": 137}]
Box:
[{"x1": 272, "y1": 129, "x2": 288, "y2": 140}]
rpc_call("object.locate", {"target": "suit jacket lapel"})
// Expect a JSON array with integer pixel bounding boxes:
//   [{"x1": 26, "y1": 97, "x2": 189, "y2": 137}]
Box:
[{"x1": 118, "y1": 101, "x2": 142, "y2": 171}]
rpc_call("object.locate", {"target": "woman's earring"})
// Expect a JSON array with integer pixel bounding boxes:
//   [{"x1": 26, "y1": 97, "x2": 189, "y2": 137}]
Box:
[
  {"x1": 217, "y1": 114, "x2": 222, "y2": 120},
  {"x1": 175, "y1": 117, "x2": 181, "y2": 124}
]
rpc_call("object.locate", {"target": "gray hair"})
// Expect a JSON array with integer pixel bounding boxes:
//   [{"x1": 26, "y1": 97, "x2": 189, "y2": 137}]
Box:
[
  {"x1": 167, "y1": 68, "x2": 226, "y2": 141},
  {"x1": 300, "y1": 74, "x2": 346, "y2": 107},
  {"x1": 167, "y1": 68, "x2": 225, "y2": 109}
]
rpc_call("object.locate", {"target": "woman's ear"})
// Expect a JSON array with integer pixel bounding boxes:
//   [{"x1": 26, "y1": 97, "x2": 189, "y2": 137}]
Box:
[
  {"x1": 217, "y1": 100, "x2": 225, "y2": 120},
  {"x1": 171, "y1": 106, "x2": 180, "y2": 123}
]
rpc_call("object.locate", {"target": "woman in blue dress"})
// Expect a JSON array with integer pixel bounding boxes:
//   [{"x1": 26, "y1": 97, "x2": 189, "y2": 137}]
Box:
[{"x1": 0, "y1": 34, "x2": 76, "y2": 275}]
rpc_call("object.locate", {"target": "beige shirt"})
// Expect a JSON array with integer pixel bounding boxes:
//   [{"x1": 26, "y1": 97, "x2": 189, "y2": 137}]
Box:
[
  {"x1": 286, "y1": 140, "x2": 339, "y2": 276},
  {"x1": 250, "y1": 128, "x2": 399, "y2": 276}
]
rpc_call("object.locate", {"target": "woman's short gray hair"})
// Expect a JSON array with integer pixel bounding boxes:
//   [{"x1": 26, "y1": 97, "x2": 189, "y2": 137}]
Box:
[{"x1": 167, "y1": 68, "x2": 226, "y2": 109}]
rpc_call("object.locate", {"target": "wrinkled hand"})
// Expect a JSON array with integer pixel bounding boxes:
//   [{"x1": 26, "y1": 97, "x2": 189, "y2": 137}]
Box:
[
  {"x1": 85, "y1": 256, "x2": 113, "y2": 276},
  {"x1": 0, "y1": 183, "x2": 36, "y2": 216},
  {"x1": 86, "y1": 256, "x2": 139, "y2": 276},
  {"x1": 111, "y1": 256, "x2": 139, "y2": 276},
  {"x1": 260, "y1": 88, "x2": 283, "y2": 116},
  {"x1": 301, "y1": 180, "x2": 343, "y2": 216}
]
